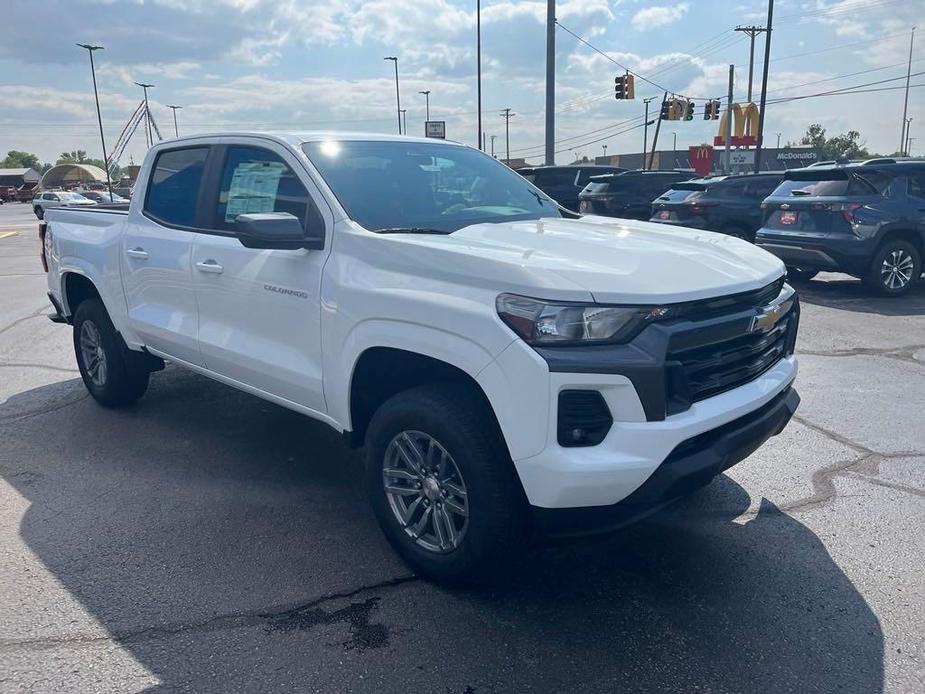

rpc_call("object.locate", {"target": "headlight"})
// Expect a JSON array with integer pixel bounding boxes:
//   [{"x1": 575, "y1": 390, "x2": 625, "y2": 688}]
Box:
[{"x1": 496, "y1": 293, "x2": 670, "y2": 345}]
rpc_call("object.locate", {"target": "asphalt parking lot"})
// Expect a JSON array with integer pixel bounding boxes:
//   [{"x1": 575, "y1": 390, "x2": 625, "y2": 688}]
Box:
[{"x1": 0, "y1": 201, "x2": 922, "y2": 693}]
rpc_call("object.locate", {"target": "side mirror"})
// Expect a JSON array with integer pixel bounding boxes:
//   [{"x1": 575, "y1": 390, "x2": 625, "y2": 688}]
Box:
[{"x1": 235, "y1": 211, "x2": 325, "y2": 251}]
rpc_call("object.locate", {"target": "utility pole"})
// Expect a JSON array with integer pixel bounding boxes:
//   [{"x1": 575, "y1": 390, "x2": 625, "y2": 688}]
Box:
[
  {"x1": 501, "y1": 108, "x2": 515, "y2": 163},
  {"x1": 899, "y1": 28, "x2": 915, "y2": 154},
  {"x1": 642, "y1": 97, "x2": 656, "y2": 170},
  {"x1": 490, "y1": 135, "x2": 496, "y2": 157},
  {"x1": 134, "y1": 82, "x2": 155, "y2": 149},
  {"x1": 544, "y1": 0, "x2": 555, "y2": 165},
  {"x1": 901, "y1": 117, "x2": 912, "y2": 155},
  {"x1": 648, "y1": 92, "x2": 667, "y2": 171},
  {"x1": 384, "y1": 57, "x2": 401, "y2": 134},
  {"x1": 724, "y1": 65, "x2": 734, "y2": 173},
  {"x1": 400, "y1": 109, "x2": 407, "y2": 136},
  {"x1": 753, "y1": 0, "x2": 774, "y2": 173},
  {"x1": 419, "y1": 90, "x2": 431, "y2": 123},
  {"x1": 76, "y1": 43, "x2": 112, "y2": 198},
  {"x1": 477, "y1": 0, "x2": 483, "y2": 149},
  {"x1": 166, "y1": 104, "x2": 182, "y2": 137},
  {"x1": 735, "y1": 25, "x2": 768, "y2": 102},
  {"x1": 908, "y1": 137, "x2": 916, "y2": 156}
]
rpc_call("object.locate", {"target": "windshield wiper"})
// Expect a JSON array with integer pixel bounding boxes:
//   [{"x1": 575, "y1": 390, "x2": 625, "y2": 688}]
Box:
[{"x1": 372, "y1": 227, "x2": 451, "y2": 235}]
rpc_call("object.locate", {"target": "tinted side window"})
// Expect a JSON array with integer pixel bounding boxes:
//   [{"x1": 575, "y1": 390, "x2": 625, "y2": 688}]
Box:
[
  {"x1": 746, "y1": 178, "x2": 782, "y2": 199},
  {"x1": 717, "y1": 179, "x2": 748, "y2": 197},
  {"x1": 213, "y1": 146, "x2": 310, "y2": 232},
  {"x1": 144, "y1": 147, "x2": 208, "y2": 227},
  {"x1": 537, "y1": 169, "x2": 579, "y2": 186},
  {"x1": 908, "y1": 174, "x2": 925, "y2": 199}
]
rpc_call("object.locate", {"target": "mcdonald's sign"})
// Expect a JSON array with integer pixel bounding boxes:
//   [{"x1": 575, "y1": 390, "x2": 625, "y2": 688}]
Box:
[
  {"x1": 689, "y1": 145, "x2": 713, "y2": 176},
  {"x1": 714, "y1": 102, "x2": 759, "y2": 147}
]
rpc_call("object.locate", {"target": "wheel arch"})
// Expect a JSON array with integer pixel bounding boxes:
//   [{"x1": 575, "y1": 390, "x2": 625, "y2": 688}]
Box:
[
  {"x1": 61, "y1": 271, "x2": 103, "y2": 317},
  {"x1": 876, "y1": 227, "x2": 924, "y2": 258},
  {"x1": 346, "y1": 347, "x2": 509, "y2": 455}
]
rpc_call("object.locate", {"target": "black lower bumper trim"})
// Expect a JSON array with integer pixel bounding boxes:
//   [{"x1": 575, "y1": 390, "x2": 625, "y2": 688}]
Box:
[{"x1": 531, "y1": 386, "x2": 800, "y2": 539}]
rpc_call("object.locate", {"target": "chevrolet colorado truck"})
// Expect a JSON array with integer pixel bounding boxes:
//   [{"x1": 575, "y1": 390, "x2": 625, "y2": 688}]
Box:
[{"x1": 41, "y1": 132, "x2": 800, "y2": 583}]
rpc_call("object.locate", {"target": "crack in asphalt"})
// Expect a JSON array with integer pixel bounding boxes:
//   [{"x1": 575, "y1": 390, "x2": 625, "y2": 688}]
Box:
[
  {"x1": 0, "y1": 362, "x2": 78, "y2": 373},
  {"x1": 0, "y1": 574, "x2": 419, "y2": 652},
  {"x1": 799, "y1": 344, "x2": 925, "y2": 365},
  {"x1": 0, "y1": 306, "x2": 46, "y2": 337}
]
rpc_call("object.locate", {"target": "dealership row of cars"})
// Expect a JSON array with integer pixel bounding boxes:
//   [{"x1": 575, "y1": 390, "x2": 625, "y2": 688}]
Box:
[{"x1": 520, "y1": 160, "x2": 925, "y2": 296}]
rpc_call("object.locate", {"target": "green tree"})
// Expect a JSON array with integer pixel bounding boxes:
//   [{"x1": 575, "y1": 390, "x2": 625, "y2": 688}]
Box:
[
  {"x1": 1, "y1": 150, "x2": 41, "y2": 170},
  {"x1": 57, "y1": 150, "x2": 90, "y2": 164},
  {"x1": 795, "y1": 123, "x2": 871, "y2": 160}
]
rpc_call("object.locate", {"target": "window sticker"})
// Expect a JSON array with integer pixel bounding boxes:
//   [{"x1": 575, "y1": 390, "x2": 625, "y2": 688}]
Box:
[{"x1": 225, "y1": 161, "x2": 286, "y2": 222}]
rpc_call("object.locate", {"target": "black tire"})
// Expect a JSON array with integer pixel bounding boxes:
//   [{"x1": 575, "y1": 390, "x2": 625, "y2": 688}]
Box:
[
  {"x1": 786, "y1": 266, "x2": 819, "y2": 283},
  {"x1": 34, "y1": 206, "x2": 44, "y2": 219},
  {"x1": 72, "y1": 298, "x2": 150, "y2": 407},
  {"x1": 365, "y1": 383, "x2": 527, "y2": 584},
  {"x1": 864, "y1": 239, "x2": 921, "y2": 296}
]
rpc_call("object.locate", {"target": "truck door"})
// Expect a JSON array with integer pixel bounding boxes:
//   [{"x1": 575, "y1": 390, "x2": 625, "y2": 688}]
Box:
[
  {"x1": 190, "y1": 142, "x2": 331, "y2": 414},
  {"x1": 121, "y1": 146, "x2": 209, "y2": 365}
]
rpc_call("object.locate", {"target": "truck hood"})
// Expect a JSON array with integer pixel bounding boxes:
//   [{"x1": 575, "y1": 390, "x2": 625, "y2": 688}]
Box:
[{"x1": 385, "y1": 216, "x2": 785, "y2": 304}]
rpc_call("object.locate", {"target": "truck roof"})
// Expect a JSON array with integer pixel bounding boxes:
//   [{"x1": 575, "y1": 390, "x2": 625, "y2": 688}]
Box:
[{"x1": 154, "y1": 131, "x2": 468, "y2": 149}]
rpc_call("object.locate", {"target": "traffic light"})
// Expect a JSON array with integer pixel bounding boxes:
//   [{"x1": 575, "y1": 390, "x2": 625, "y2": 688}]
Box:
[
  {"x1": 685, "y1": 100, "x2": 695, "y2": 121},
  {"x1": 615, "y1": 73, "x2": 636, "y2": 100},
  {"x1": 614, "y1": 75, "x2": 625, "y2": 100},
  {"x1": 711, "y1": 100, "x2": 721, "y2": 120},
  {"x1": 660, "y1": 99, "x2": 671, "y2": 120},
  {"x1": 703, "y1": 100, "x2": 720, "y2": 120}
]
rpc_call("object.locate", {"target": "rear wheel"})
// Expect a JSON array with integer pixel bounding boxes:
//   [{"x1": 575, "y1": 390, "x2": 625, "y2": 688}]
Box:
[
  {"x1": 365, "y1": 383, "x2": 527, "y2": 584},
  {"x1": 73, "y1": 298, "x2": 150, "y2": 406},
  {"x1": 865, "y1": 240, "x2": 921, "y2": 296},
  {"x1": 786, "y1": 266, "x2": 818, "y2": 283}
]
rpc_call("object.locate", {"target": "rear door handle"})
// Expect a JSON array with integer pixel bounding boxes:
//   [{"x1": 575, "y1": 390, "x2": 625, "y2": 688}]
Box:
[
  {"x1": 126, "y1": 247, "x2": 148, "y2": 260},
  {"x1": 195, "y1": 259, "x2": 224, "y2": 274}
]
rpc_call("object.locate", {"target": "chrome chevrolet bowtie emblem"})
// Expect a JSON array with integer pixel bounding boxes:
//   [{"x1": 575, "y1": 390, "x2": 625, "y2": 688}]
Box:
[{"x1": 749, "y1": 289, "x2": 795, "y2": 333}]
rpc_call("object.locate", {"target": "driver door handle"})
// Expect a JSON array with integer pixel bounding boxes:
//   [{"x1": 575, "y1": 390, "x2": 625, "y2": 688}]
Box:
[
  {"x1": 196, "y1": 259, "x2": 224, "y2": 274},
  {"x1": 126, "y1": 247, "x2": 148, "y2": 260}
]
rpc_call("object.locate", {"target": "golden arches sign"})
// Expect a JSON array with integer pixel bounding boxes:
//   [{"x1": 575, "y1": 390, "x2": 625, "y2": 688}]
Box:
[{"x1": 714, "y1": 102, "x2": 760, "y2": 146}]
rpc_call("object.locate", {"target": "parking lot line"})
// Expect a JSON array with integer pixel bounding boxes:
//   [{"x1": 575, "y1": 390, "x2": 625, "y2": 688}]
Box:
[{"x1": 0, "y1": 231, "x2": 19, "y2": 239}]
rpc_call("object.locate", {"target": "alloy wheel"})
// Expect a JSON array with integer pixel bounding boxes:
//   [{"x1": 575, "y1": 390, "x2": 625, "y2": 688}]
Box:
[
  {"x1": 382, "y1": 430, "x2": 469, "y2": 554},
  {"x1": 880, "y1": 248, "x2": 915, "y2": 290},
  {"x1": 79, "y1": 320, "x2": 108, "y2": 387}
]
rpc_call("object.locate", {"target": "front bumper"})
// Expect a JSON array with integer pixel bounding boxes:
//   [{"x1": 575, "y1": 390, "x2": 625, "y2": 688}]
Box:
[{"x1": 531, "y1": 384, "x2": 799, "y2": 538}]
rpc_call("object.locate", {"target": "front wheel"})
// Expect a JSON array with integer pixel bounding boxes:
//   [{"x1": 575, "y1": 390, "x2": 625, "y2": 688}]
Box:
[
  {"x1": 365, "y1": 383, "x2": 527, "y2": 584},
  {"x1": 73, "y1": 298, "x2": 150, "y2": 406},
  {"x1": 865, "y1": 240, "x2": 921, "y2": 296}
]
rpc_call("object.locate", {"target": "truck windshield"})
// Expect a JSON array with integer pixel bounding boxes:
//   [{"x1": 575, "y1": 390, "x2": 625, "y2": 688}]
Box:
[{"x1": 302, "y1": 140, "x2": 563, "y2": 233}]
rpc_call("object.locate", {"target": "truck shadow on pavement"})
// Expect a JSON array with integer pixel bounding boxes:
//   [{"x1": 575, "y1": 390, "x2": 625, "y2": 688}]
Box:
[{"x1": 0, "y1": 369, "x2": 884, "y2": 693}]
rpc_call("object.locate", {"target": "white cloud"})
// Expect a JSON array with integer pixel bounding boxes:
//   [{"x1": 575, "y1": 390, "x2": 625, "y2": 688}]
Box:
[{"x1": 631, "y1": 3, "x2": 689, "y2": 31}]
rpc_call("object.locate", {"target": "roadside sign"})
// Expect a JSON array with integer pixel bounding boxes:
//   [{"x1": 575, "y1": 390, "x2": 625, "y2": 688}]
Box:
[
  {"x1": 730, "y1": 150, "x2": 755, "y2": 166},
  {"x1": 425, "y1": 121, "x2": 446, "y2": 139}
]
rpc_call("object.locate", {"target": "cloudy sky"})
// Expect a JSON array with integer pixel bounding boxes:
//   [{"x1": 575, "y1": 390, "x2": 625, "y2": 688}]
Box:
[{"x1": 0, "y1": 0, "x2": 922, "y2": 167}]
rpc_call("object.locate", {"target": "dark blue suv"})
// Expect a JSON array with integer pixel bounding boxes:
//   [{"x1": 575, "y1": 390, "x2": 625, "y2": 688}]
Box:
[{"x1": 756, "y1": 161, "x2": 925, "y2": 295}]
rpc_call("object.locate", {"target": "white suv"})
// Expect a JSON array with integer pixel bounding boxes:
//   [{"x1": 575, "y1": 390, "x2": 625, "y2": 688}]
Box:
[
  {"x1": 41, "y1": 132, "x2": 800, "y2": 583},
  {"x1": 33, "y1": 190, "x2": 95, "y2": 219}
]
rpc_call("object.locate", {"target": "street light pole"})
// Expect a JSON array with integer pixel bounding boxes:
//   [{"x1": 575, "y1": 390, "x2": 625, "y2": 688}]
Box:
[
  {"x1": 419, "y1": 90, "x2": 431, "y2": 124},
  {"x1": 134, "y1": 82, "x2": 155, "y2": 148},
  {"x1": 400, "y1": 109, "x2": 407, "y2": 136},
  {"x1": 76, "y1": 44, "x2": 112, "y2": 197},
  {"x1": 166, "y1": 105, "x2": 182, "y2": 137},
  {"x1": 899, "y1": 28, "x2": 915, "y2": 155},
  {"x1": 602, "y1": 144, "x2": 607, "y2": 160},
  {"x1": 753, "y1": 0, "x2": 774, "y2": 173},
  {"x1": 642, "y1": 97, "x2": 656, "y2": 170},
  {"x1": 544, "y1": 0, "x2": 555, "y2": 165},
  {"x1": 477, "y1": 0, "x2": 483, "y2": 149},
  {"x1": 490, "y1": 135, "x2": 496, "y2": 157},
  {"x1": 384, "y1": 57, "x2": 401, "y2": 134},
  {"x1": 776, "y1": 132, "x2": 782, "y2": 149}
]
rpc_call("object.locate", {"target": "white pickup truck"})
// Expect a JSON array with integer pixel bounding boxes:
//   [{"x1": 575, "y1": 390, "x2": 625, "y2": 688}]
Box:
[{"x1": 41, "y1": 132, "x2": 800, "y2": 583}]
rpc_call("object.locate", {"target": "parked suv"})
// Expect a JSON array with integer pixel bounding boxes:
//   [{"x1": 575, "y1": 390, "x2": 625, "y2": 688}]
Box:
[
  {"x1": 756, "y1": 161, "x2": 925, "y2": 295},
  {"x1": 579, "y1": 170, "x2": 693, "y2": 220},
  {"x1": 650, "y1": 173, "x2": 784, "y2": 241},
  {"x1": 517, "y1": 165, "x2": 625, "y2": 211},
  {"x1": 33, "y1": 190, "x2": 96, "y2": 219}
]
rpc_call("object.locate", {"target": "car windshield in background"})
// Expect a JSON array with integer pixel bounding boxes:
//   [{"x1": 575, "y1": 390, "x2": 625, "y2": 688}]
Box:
[
  {"x1": 302, "y1": 140, "x2": 562, "y2": 233},
  {"x1": 60, "y1": 192, "x2": 88, "y2": 201},
  {"x1": 773, "y1": 171, "x2": 890, "y2": 197},
  {"x1": 582, "y1": 180, "x2": 613, "y2": 195}
]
